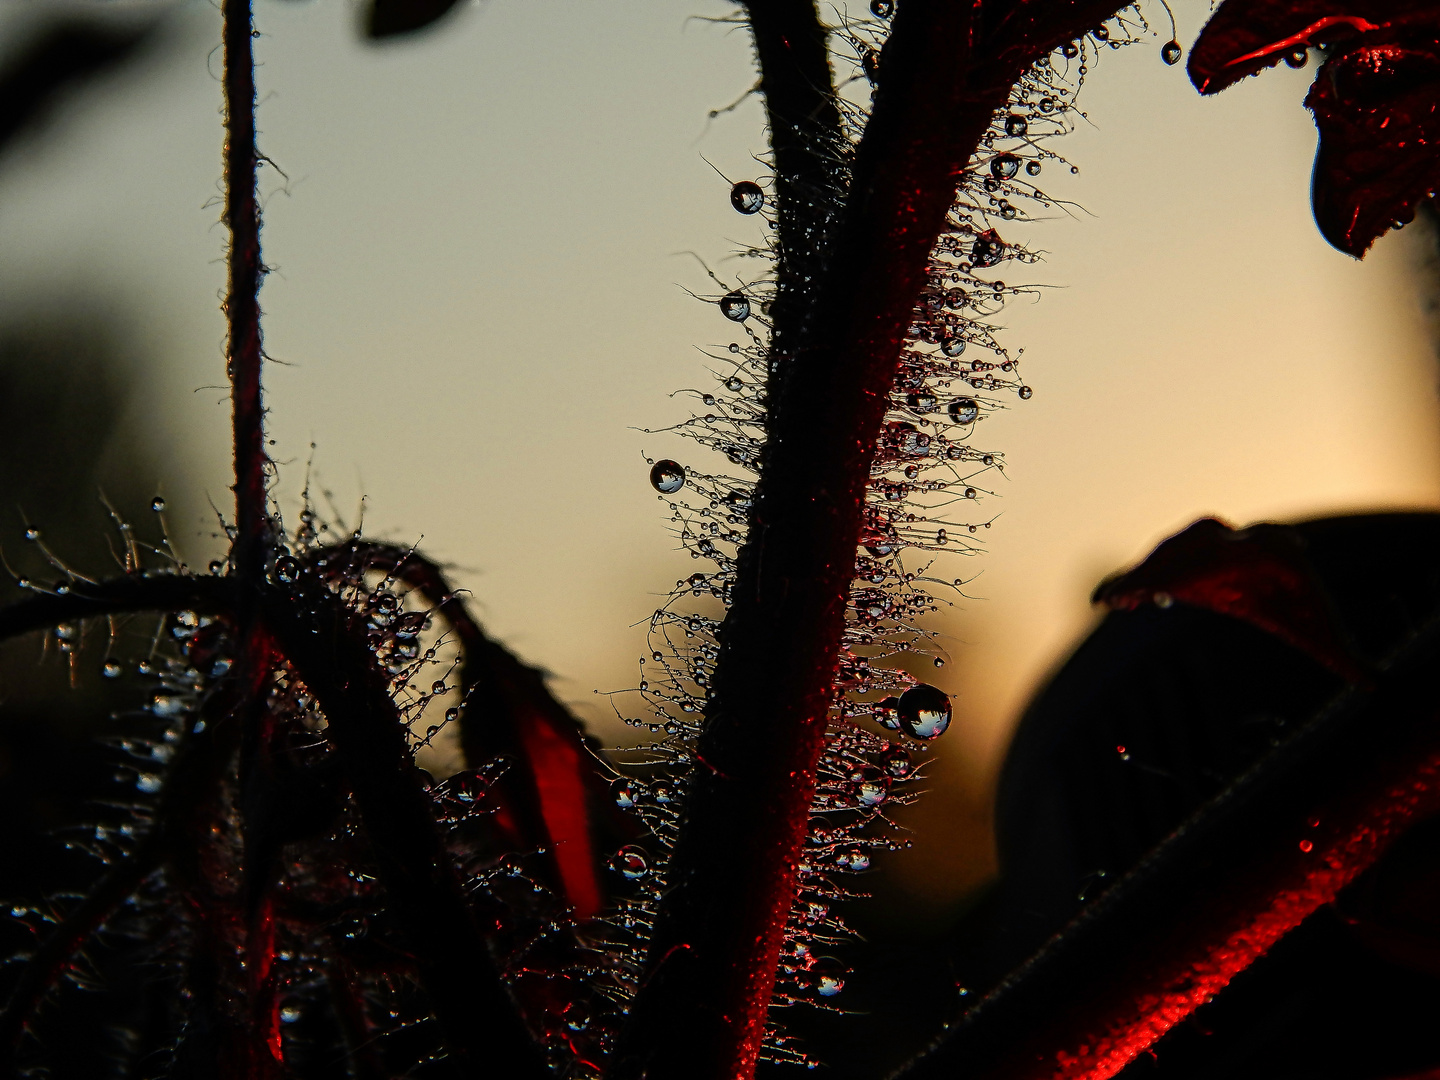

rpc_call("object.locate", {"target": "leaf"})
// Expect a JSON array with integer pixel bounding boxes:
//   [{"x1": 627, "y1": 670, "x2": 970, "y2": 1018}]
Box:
[
  {"x1": 1092, "y1": 517, "x2": 1369, "y2": 682},
  {"x1": 1187, "y1": 0, "x2": 1440, "y2": 256},
  {"x1": 363, "y1": 0, "x2": 466, "y2": 39}
]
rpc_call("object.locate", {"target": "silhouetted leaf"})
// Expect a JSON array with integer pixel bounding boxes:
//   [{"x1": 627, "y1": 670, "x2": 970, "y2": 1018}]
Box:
[
  {"x1": 364, "y1": 0, "x2": 466, "y2": 39},
  {"x1": 1188, "y1": 0, "x2": 1440, "y2": 256},
  {"x1": 1093, "y1": 517, "x2": 1368, "y2": 681}
]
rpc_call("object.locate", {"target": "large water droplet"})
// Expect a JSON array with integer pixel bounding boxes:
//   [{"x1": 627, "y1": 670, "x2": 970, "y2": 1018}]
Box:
[
  {"x1": 1018, "y1": 385, "x2": 1033, "y2": 400},
  {"x1": 650, "y1": 460, "x2": 686, "y2": 494},
  {"x1": 101, "y1": 660, "x2": 122, "y2": 679},
  {"x1": 719, "y1": 292, "x2": 751, "y2": 321},
  {"x1": 898, "y1": 683, "x2": 952, "y2": 739},
  {"x1": 851, "y1": 765, "x2": 890, "y2": 807},
  {"x1": 948, "y1": 397, "x2": 979, "y2": 425},
  {"x1": 811, "y1": 957, "x2": 847, "y2": 996},
  {"x1": 869, "y1": 0, "x2": 892, "y2": 16},
  {"x1": 990, "y1": 154, "x2": 1021, "y2": 181},
  {"x1": 611, "y1": 845, "x2": 649, "y2": 880},
  {"x1": 22, "y1": 527, "x2": 39, "y2": 542},
  {"x1": 1161, "y1": 40, "x2": 1182, "y2": 65},
  {"x1": 730, "y1": 181, "x2": 765, "y2": 214},
  {"x1": 861, "y1": 48, "x2": 881, "y2": 82},
  {"x1": 151, "y1": 497, "x2": 166, "y2": 513},
  {"x1": 275, "y1": 555, "x2": 300, "y2": 584},
  {"x1": 906, "y1": 392, "x2": 937, "y2": 413},
  {"x1": 1004, "y1": 114, "x2": 1027, "y2": 137},
  {"x1": 942, "y1": 336, "x2": 967, "y2": 357}
]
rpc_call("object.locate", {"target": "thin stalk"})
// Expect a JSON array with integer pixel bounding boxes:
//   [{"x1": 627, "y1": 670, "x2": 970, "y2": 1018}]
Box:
[
  {"x1": 612, "y1": 3, "x2": 1129, "y2": 1078},
  {"x1": 222, "y1": 0, "x2": 268, "y2": 584}
]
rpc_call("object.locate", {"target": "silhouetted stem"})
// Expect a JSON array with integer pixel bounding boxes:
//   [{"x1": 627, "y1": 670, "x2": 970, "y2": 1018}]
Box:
[
  {"x1": 222, "y1": 0, "x2": 267, "y2": 585},
  {"x1": 0, "y1": 575, "x2": 236, "y2": 643},
  {"x1": 315, "y1": 542, "x2": 608, "y2": 914},
  {"x1": 259, "y1": 586, "x2": 550, "y2": 1079},
  {"x1": 612, "y1": 3, "x2": 1129, "y2": 1078}
]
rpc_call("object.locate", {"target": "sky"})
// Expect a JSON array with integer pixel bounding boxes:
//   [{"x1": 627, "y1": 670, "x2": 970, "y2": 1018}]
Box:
[{"x1": 2, "y1": 0, "x2": 1438, "y2": 915}]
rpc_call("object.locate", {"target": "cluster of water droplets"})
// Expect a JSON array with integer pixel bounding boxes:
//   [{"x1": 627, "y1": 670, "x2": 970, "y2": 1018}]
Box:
[{"x1": 1, "y1": 488, "x2": 630, "y2": 1075}]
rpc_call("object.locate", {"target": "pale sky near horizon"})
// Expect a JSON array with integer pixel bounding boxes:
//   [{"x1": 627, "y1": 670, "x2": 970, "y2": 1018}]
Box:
[{"x1": 2, "y1": 0, "x2": 1438, "y2": 914}]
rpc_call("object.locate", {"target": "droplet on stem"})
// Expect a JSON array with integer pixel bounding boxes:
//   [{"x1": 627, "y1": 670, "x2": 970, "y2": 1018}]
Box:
[
  {"x1": 650, "y1": 460, "x2": 686, "y2": 494},
  {"x1": 730, "y1": 181, "x2": 765, "y2": 214},
  {"x1": 719, "y1": 292, "x2": 751, "y2": 321},
  {"x1": 898, "y1": 683, "x2": 952, "y2": 739},
  {"x1": 1161, "y1": 40, "x2": 1183, "y2": 65}
]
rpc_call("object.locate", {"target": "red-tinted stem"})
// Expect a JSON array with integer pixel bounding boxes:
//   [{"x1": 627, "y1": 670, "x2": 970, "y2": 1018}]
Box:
[
  {"x1": 223, "y1": 0, "x2": 268, "y2": 585},
  {"x1": 261, "y1": 586, "x2": 550, "y2": 1079},
  {"x1": 611, "y1": 3, "x2": 1128, "y2": 1078}
]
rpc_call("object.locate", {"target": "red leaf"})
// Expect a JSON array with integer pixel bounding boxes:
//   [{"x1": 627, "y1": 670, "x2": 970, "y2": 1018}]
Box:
[
  {"x1": 1093, "y1": 517, "x2": 1368, "y2": 682},
  {"x1": 1188, "y1": 0, "x2": 1440, "y2": 256}
]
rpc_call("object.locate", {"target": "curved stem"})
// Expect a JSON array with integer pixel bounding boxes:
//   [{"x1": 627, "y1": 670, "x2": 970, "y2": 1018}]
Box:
[
  {"x1": 260, "y1": 585, "x2": 550, "y2": 1079},
  {"x1": 0, "y1": 575, "x2": 236, "y2": 644}
]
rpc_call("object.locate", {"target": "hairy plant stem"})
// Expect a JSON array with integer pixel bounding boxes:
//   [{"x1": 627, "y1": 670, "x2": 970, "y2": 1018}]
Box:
[
  {"x1": 611, "y1": 3, "x2": 1128, "y2": 1078},
  {"x1": 222, "y1": 0, "x2": 267, "y2": 586}
]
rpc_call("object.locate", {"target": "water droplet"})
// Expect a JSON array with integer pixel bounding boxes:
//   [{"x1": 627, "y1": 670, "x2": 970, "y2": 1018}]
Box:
[
  {"x1": 1092, "y1": 24, "x2": 1109, "y2": 41},
  {"x1": 1038, "y1": 97, "x2": 1055, "y2": 113},
  {"x1": 23, "y1": 527, "x2": 39, "y2": 542},
  {"x1": 869, "y1": 0, "x2": 892, "y2": 16},
  {"x1": 431, "y1": 680, "x2": 447, "y2": 695},
  {"x1": 898, "y1": 683, "x2": 952, "y2": 739},
  {"x1": 425, "y1": 725, "x2": 439, "y2": 739},
  {"x1": 861, "y1": 48, "x2": 881, "y2": 82},
  {"x1": 1285, "y1": 47, "x2": 1307, "y2": 68},
  {"x1": 1026, "y1": 160, "x2": 1042, "y2": 176},
  {"x1": 614, "y1": 781, "x2": 638, "y2": 810},
  {"x1": 136, "y1": 773, "x2": 162, "y2": 794},
  {"x1": 948, "y1": 397, "x2": 978, "y2": 425},
  {"x1": 1298, "y1": 839, "x2": 1314, "y2": 852},
  {"x1": 1004, "y1": 114, "x2": 1028, "y2": 137},
  {"x1": 650, "y1": 459, "x2": 686, "y2": 494},
  {"x1": 275, "y1": 556, "x2": 300, "y2": 584},
  {"x1": 811, "y1": 957, "x2": 847, "y2": 997},
  {"x1": 970, "y1": 229, "x2": 1005, "y2": 267},
  {"x1": 151, "y1": 497, "x2": 166, "y2": 512},
  {"x1": 982, "y1": 454, "x2": 995, "y2": 465},
  {"x1": 934, "y1": 657, "x2": 946, "y2": 668},
  {"x1": 906, "y1": 392, "x2": 937, "y2": 413},
  {"x1": 873, "y1": 696, "x2": 902, "y2": 730},
  {"x1": 852, "y1": 765, "x2": 890, "y2": 807},
  {"x1": 725, "y1": 375, "x2": 744, "y2": 392},
  {"x1": 730, "y1": 181, "x2": 765, "y2": 214},
  {"x1": 137, "y1": 659, "x2": 154, "y2": 676},
  {"x1": 1153, "y1": 591, "x2": 1174, "y2": 609},
  {"x1": 728, "y1": 342, "x2": 741, "y2": 354},
  {"x1": 880, "y1": 746, "x2": 912, "y2": 778},
  {"x1": 964, "y1": 487, "x2": 977, "y2": 499},
  {"x1": 209, "y1": 560, "x2": 225, "y2": 575},
  {"x1": 1161, "y1": 40, "x2": 1182, "y2": 65},
  {"x1": 652, "y1": 782, "x2": 674, "y2": 804},
  {"x1": 719, "y1": 292, "x2": 751, "y2": 321},
  {"x1": 840, "y1": 849, "x2": 871, "y2": 871},
  {"x1": 394, "y1": 612, "x2": 428, "y2": 638},
  {"x1": 1018, "y1": 385, "x2": 1033, "y2": 400},
  {"x1": 1061, "y1": 42, "x2": 1080, "y2": 58},
  {"x1": 280, "y1": 1006, "x2": 301, "y2": 1024},
  {"x1": 936, "y1": 528, "x2": 948, "y2": 545},
  {"x1": 991, "y1": 154, "x2": 1021, "y2": 180},
  {"x1": 102, "y1": 660, "x2": 122, "y2": 679},
  {"x1": 611, "y1": 845, "x2": 649, "y2": 879}
]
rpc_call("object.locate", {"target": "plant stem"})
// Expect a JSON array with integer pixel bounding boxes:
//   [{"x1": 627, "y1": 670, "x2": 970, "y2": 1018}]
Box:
[
  {"x1": 223, "y1": 0, "x2": 268, "y2": 585},
  {"x1": 612, "y1": 3, "x2": 1129, "y2": 1077}
]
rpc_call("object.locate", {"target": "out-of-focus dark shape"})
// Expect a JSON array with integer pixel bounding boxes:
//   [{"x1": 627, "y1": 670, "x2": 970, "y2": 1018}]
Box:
[
  {"x1": 0, "y1": 20, "x2": 162, "y2": 158},
  {"x1": 364, "y1": 0, "x2": 467, "y2": 40},
  {"x1": 1187, "y1": 0, "x2": 1440, "y2": 257},
  {"x1": 908, "y1": 513, "x2": 1440, "y2": 1080}
]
